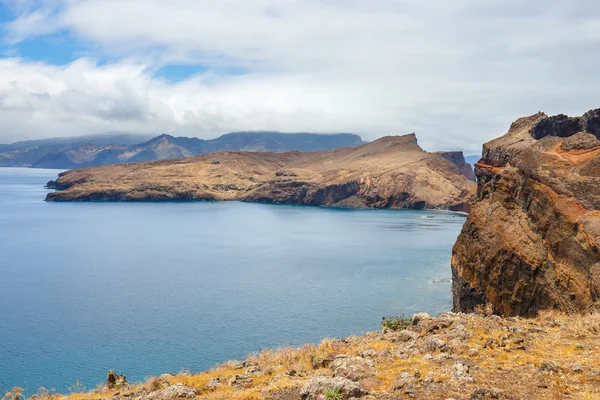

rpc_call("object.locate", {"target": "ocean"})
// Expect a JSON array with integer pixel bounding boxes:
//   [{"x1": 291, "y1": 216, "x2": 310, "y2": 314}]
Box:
[{"x1": 0, "y1": 167, "x2": 465, "y2": 394}]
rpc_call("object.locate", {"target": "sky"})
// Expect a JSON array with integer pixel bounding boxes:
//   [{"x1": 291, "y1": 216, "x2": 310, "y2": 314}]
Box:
[{"x1": 0, "y1": 1, "x2": 600, "y2": 154}]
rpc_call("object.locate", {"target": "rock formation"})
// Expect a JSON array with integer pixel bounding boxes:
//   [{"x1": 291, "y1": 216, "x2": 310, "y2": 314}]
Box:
[
  {"x1": 45, "y1": 134, "x2": 475, "y2": 211},
  {"x1": 452, "y1": 109, "x2": 600, "y2": 316},
  {"x1": 436, "y1": 151, "x2": 476, "y2": 181}
]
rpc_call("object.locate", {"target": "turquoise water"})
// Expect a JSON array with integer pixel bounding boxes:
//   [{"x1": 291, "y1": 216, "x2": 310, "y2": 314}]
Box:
[{"x1": 0, "y1": 168, "x2": 465, "y2": 394}]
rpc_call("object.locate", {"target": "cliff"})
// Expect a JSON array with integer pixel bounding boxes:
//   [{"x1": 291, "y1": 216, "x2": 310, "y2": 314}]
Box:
[
  {"x1": 45, "y1": 134, "x2": 475, "y2": 211},
  {"x1": 435, "y1": 151, "x2": 476, "y2": 181},
  {"x1": 10, "y1": 311, "x2": 600, "y2": 400},
  {"x1": 452, "y1": 109, "x2": 600, "y2": 317}
]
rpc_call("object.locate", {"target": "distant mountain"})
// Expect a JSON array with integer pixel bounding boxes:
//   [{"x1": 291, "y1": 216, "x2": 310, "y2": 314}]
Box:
[
  {"x1": 464, "y1": 155, "x2": 481, "y2": 167},
  {"x1": 0, "y1": 133, "x2": 154, "y2": 168},
  {"x1": 0, "y1": 131, "x2": 364, "y2": 169}
]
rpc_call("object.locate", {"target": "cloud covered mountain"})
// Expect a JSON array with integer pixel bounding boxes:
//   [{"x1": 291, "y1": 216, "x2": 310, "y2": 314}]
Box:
[{"x1": 0, "y1": 132, "x2": 364, "y2": 169}]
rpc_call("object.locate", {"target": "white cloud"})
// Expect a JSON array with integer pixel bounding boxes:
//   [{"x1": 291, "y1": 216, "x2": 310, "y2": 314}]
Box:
[{"x1": 1, "y1": 0, "x2": 600, "y2": 153}]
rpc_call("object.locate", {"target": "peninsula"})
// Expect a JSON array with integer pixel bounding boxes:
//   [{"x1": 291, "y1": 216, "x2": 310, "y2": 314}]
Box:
[{"x1": 45, "y1": 134, "x2": 475, "y2": 211}]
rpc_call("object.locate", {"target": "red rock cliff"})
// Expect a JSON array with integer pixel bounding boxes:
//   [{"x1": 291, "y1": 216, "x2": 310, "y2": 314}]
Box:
[{"x1": 452, "y1": 109, "x2": 600, "y2": 316}]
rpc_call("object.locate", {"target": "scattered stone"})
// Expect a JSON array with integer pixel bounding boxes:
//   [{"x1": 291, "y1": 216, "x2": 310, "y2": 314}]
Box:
[
  {"x1": 145, "y1": 384, "x2": 197, "y2": 400},
  {"x1": 245, "y1": 365, "x2": 262, "y2": 375},
  {"x1": 539, "y1": 362, "x2": 559, "y2": 373},
  {"x1": 468, "y1": 348, "x2": 479, "y2": 357},
  {"x1": 300, "y1": 376, "x2": 365, "y2": 400},
  {"x1": 453, "y1": 362, "x2": 474, "y2": 382},
  {"x1": 397, "y1": 330, "x2": 420, "y2": 342},
  {"x1": 377, "y1": 349, "x2": 392, "y2": 358},
  {"x1": 233, "y1": 360, "x2": 251, "y2": 370},
  {"x1": 484, "y1": 338, "x2": 499, "y2": 349},
  {"x1": 392, "y1": 372, "x2": 416, "y2": 394},
  {"x1": 311, "y1": 354, "x2": 338, "y2": 369},
  {"x1": 470, "y1": 387, "x2": 501, "y2": 399},
  {"x1": 412, "y1": 313, "x2": 431, "y2": 325},
  {"x1": 360, "y1": 349, "x2": 377, "y2": 358},
  {"x1": 331, "y1": 356, "x2": 377, "y2": 382},
  {"x1": 229, "y1": 374, "x2": 253, "y2": 389},
  {"x1": 571, "y1": 364, "x2": 583, "y2": 373},
  {"x1": 423, "y1": 336, "x2": 445, "y2": 352},
  {"x1": 205, "y1": 378, "x2": 221, "y2": 389},
  {"x1": 423, "y1": 354, "x2": 434, "y2": 361},
  {"x1": 107, "y1": 370, "x2": 128, "y2": 389}
]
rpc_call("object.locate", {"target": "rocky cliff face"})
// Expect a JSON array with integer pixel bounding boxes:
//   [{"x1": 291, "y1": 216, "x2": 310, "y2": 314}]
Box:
[
  {"x1": 436, "y1": 151, "x2": 476, "y2": 181},
  {"x1": 452, "y1": 109, "x2": 600, "y2": 316},
  {"x1": 45, "y1": 134, "x2": 475, "y2": 211}
]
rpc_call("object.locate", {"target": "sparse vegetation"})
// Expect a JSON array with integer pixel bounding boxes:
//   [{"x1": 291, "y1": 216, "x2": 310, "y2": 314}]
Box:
[
  {"x1": 9, "y1": 311, "x2": 600, "y2": 400},
  {"x1": 324, "y1": 386, "x2": 344, "y2": 400},
  {"x1": 2, "y1": 387, "x2": 23, "y2": 400},
  {"x1": 381, "y1": 315, "x2": 412, "y2": 331}
]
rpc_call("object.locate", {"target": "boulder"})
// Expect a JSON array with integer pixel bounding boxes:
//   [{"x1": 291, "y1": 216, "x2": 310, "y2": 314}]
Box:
[
  {"x1": 145, "y1": 384, "x2": 197, "y2": 400},
  {"x1": 331, "y1": 356, "x2": 377, "y2": 382},
  {"x1": 412, "y1": 313, "x2": 431, "y2": 325},
  {"x1": 392, "y1": 372, "x2": 416, "y2": 394},
  {"x1": 107, "y1": 370, "x2": 128, "y2": 389},
  {"x1": 300, "y1": 376, "x2": 366, "y2": 400}
]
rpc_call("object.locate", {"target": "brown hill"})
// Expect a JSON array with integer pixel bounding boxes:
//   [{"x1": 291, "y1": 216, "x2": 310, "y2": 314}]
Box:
[
  {"x1": 452, "y1": 109, "x2": 600, "y2": 317},
  {"x1": 45, "y1": 134, "x2": 475, "y2": 211}
]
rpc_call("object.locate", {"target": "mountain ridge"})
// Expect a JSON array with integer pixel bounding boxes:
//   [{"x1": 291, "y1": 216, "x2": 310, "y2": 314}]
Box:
[
  {"x1": 0, "y1": 131, "x2": 364, "y2": 169},
  {"x1": 45, "y1": 134, "x2": 475, "y2": 211}
]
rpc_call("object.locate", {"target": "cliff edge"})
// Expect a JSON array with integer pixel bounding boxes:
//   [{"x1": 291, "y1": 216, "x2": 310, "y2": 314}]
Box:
[{"x1": 452, "y1": 109, "x2": 600, "y2": 316}]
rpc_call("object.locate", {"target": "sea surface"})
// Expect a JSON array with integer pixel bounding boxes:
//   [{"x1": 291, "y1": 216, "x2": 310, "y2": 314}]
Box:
[{"x1": 0, "y1": 167, "x2": 466, "y2": 394}]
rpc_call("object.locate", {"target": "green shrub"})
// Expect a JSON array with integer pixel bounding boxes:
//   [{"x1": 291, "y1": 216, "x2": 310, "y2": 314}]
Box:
[
  {"x1": 381, "y1": 315, "x2": 412, "y2": 331},
  {"x1": 324, "y1": 386, "x2": 344, "y2": 400}
]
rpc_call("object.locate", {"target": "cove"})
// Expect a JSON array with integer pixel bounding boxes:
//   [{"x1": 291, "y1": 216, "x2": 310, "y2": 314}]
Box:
[{"x1": 0, "y1": 168, "x2": 466, "y2": 394}]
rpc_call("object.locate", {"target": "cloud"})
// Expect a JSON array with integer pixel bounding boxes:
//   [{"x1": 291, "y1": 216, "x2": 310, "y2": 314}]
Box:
[{"x1": 1, "y1": 0, "x2": 600, "y2": 153}]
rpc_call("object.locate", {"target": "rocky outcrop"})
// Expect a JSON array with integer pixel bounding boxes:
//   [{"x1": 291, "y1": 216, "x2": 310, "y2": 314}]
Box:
[
  {"x1": 45, "y1": 134, "x2": 476, "y2": 211},
  {"x1": 452, "y1": 108, "x2": 600, "y2": 317},
  {"x1": 436, "y1": 151, "x2": 476, "y2": 181}
]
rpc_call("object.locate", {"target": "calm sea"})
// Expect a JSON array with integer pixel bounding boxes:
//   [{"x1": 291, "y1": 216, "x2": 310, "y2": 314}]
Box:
[{"x1": 0, "y1": 167, "x2": 465, "y2": 394}]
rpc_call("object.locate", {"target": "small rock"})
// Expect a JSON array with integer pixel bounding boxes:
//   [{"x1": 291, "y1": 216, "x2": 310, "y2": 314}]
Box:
[
  {"x1": 397, "y1": 330, "x2": 420, "y2": 342},
  {"x1": 453, "y1": 362, "x2": 474, "y2": 382},
  {"x1": 571, "y1": 364, "x2": 583, "y2": 373},
  {"x1": 539, "y1": 361, "x2": 559, "y2": 373},
  {"x1": 331, "y1": 356, "x2": 377, "y2": 382},
  {"x1": 377, "y1": 349, "x2": 392, "y2": 358},
  {"x1": 107, "y1": 370, "x2": 128, "y2": 390},
  {"x1": 145, "y1": 384, "x2": 197, "y2": 400},
  {"x1": 229, "y1": 374, "x2": 253, "y2": 389},
  {"x1": 245, "y1": 365, "x2": 262, "y2": 375},
  {"x1": 470, "y1": 387, "x2": 501, "y2": 399},
  {"x1": 311, "y1": 354, "x2": 338, "y2": 369},
  {"x1": 300, "y1": 376, "x2": 366, "y2": 400},
  {"x1": 205, "y1": 378, "x2": 221, "y2": 389},
  {"x1": 360, "y1": 349, "x2": 377, "y2": 358},
  {"x1": 468, "y1": 348, "x2": 479, "y2": 357},
  {"x1": 392, "y1": 372, "x2": 416, "y2": 394},
  {"x1": 412, "y1": 312, "x2": 431, "y2": 325}
]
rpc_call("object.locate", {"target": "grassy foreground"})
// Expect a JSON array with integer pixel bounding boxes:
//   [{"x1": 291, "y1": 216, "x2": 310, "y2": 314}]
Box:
[{"x1": 4, "y1": 310, "x2": 600, "y2": 400}]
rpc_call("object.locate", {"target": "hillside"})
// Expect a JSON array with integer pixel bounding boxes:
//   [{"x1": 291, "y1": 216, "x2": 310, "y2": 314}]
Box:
[
  {"x1": 0, "y1": 132, "x2": 364, "y2": 169},
  {"x1": 45, "y1": 134, "x2": 475, "y2": 211},
  {"x1": 8, "y1": 310, "x2": 599, "y2": 400}
]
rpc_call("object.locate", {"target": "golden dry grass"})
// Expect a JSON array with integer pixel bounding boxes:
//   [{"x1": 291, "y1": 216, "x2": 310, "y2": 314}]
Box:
[{"x1": 14, "y1": 311, "x2": 600, "y2": 400}]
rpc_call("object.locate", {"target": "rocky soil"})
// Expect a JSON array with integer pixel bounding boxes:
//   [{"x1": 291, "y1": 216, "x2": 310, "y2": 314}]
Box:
[
  {"x1": 44, "y1": 134, "x2": 475, "y2": 211},
  {"x1": 452, "y1": 109, "x2": 600, "y2": 317},
  {"x1": 11, "y1": 311, "x2": 600, "y2": 400}
]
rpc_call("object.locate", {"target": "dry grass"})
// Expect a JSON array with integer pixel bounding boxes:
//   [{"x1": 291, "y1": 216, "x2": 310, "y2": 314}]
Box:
[{"x1": 19, "y1": 311, "x2": 600, "y2": 400}]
